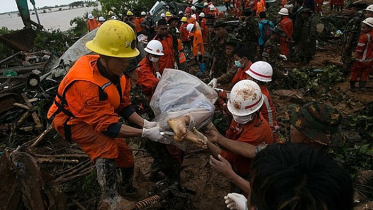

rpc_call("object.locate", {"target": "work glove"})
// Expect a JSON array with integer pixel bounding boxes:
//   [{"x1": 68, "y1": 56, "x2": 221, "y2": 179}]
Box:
[
  {"x1": 142, "y1": 126, "x2": 164, "y2": 142},
  {"x1": 174, "y1": 62, "x2": 178, "y2": 69},
  {"x1": 143, "y1": 119, "x2": 158, "y2": 129},
  {"x1": 155, "y1": 72, "x2": 162, "y2": 80},
  {"x1": 279, "y1": 54, "x2": 287, "y2": 60},
  {"x1": 198, "y1": 51, "x2": 201, "y2": 55},
  {"x1": 224, "y1": 193, "x2": 248, "y2": 210},
  {"x1": 208, "y1": 78, "x2": 217, "y2": 88}
]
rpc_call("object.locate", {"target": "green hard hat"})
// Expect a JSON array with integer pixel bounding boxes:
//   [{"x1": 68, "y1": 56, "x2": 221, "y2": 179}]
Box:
[{"x1": 288, "y1": 101, "x2": 344, "y2": 146}]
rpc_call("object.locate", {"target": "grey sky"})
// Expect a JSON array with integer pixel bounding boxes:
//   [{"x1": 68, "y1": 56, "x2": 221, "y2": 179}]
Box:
[{"x1": 1, "y1": 0, "x2": 79, "y2": 13}]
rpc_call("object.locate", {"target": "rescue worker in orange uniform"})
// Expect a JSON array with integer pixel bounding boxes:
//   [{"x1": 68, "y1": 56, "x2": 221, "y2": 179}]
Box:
[
  {"x1": 278, "y1": 8, "x2": 293, "y2": 56},
  {"x1": 87, "y1": 13, "x2": 99, "y2": 31},
  {"x1": 204, "y1": 80, "x2": 273, "y2": 192},
  {"x1": 246, "y1": 61, "x2": 280, "y2": 142},
  {"x1": 202, "y1": 2, "x2": 210, "y2": 14},
  {"x1": 179, "y1": 17, "x2": 191, "y2": 57},
  {"x1": 132, "y1": 11, "x2": 142, "y2": 34},
  {"x1": 199, "y1": 12, "x2": 208, "y2": 43},
  {"x1": 140, "y1": 11, "x2": 146, "y2": 24},
  {"x1": 187, "y1": 23, "x2": 204, "y2": 64},
  {"x1": 350, "y1": 17, "x2": 373, "y2": 91},
  {"x1": 136, "y1": 40, "x2": 164, "y2": 100},
  {"x1": 153, "y1": 19, "x2": 176, "y2": 72},
  {"x1": 231, "y1": 45, "x2": 253, "y2": 85},
  {"x1": 47, "y1": 20, "x2": 164, "y2": 209}
]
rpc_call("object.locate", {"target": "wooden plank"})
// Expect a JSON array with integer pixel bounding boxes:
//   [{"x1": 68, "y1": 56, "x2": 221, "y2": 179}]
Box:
[{"x1": 20, "y1": 93, "x2": 43, "y2": 129}]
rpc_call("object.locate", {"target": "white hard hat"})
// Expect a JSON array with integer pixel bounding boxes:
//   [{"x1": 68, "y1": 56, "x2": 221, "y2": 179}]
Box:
[
  {"x1": 366, "y1": 4, "x2": 373, "y2": 12},
  {"x1": 145, "y1": 40, "x2": 164, "y2": 56},
  {"x1": 98, "y1": 16, "x2": 105, "y2": 22},
  {"x1": 210, "y1": 5, "x2": 215, "y2": 11},
  {"x1": 88, "y1": 13, "x2": 93, "y2": 19},
  {"x1": 363, "y1": 17, "x2": 373, "y2": 27},
  {"x1": 191, "y1": 6, "x2": 196, "y2": 11},
  {"x1": 111, "y1": 16, "x2": 117, "y2": 20},
  {"x1": 227, "y1": 80, "x2": 263, "y2": 116},
  {"x1": 278, "y1": 8, "x2": 289, "y2": 15},
  {"x1": 161, "y1": 13, "x2": 166, "y2": 18},
  {"x1": 141, "y1": 11, "x2": 146, "y2": 16},
  {"x1": 204, "y1": 2, "x2": 208, "y2": 6},
  {"x1": 187, "y1": 23, "x2": 195, "y2": 32},
  {"x1": 179, "y1": 11, "x2": 183, "y2": 14},
  {"x1": 199, "y1": 12, "x2": 205, "y2": 17},
  {"x1": 191, "y1": 14, "x2": 196, "y2": 19},
  {"x1": 246, "y1": 61, "x2": 273, "y2": 82}
]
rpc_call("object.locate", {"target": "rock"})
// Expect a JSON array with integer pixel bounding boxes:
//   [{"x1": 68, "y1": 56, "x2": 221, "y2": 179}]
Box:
[
  {"x1": 354, "y1": 201, "x2": 373, "y2": 210},
  {"x1": 354, "y1": 170, "x2": 373, "y2": 203}
]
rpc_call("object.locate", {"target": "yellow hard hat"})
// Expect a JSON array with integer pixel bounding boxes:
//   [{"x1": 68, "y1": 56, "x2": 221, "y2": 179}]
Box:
[
  {"x1": 86, "y1": 20, "x2": 139, "y2": 58},
  {"x1": 127, "y1": 11, "x2": 133, "y2": 16},
  {"x1": 166, "y1": 11, "x2": 172, "y2": 17},
  {"x1": 181, "y1": 17, "x2": 187, "y2": 22},
  {"x1": 108, "y1": 11, "x2": 114, "y2": 16}
]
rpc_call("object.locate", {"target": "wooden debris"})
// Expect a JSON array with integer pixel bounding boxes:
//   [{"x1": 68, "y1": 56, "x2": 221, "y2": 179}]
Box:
[
  {"x1": 13, "y1": 102, "x2": 30, "y2": 110},
  {"x1": 29, "y1": 124, "x2": 53, "y2": 148},
  {"x1": 20, "y1": 93, "x2": 43, "y2": 129},
  {"x1": 35, "y1": 158, "x2": 79, "y2": 164}
]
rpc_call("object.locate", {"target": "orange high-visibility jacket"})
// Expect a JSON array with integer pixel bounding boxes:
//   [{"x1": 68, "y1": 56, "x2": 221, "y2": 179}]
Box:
[
  {"x1": 180, "y1": 22, "x2": 189, "y2": 42},
  {"x1": 136, "y1": 56, "x2": 159, "y2": 99},
  {"x1": 47, "y1": 55, "x2": 133, "y2": 167},
  {"x1": 200, "y1": 18, "x2": 208, "y2": 42},
  {"x1": 259, "y1": 85, "x2": 278, "y2": 130},
  {"x1": 279, "y1": 17, "x2": 293, "y2": 56},
  {"x1": 354, "y1": 31, "x2": 373, "y2": 64},
  {"x1": 134, "y1": 17, "x2": 142, "y2": 33},
  {"x1": 153, "y1": 34, "x2": 175, "y2": 73},
  {"x1": 87, "y1": 19, "x2": 99, "y2": 31},
  {"x1": 223, "y1": 113, "x2": 273, "y2": 176},
  {"x1": 192, "y1": 29, "x2": 204, "y2": 56},
  {"x1": 231, "y1": 61, "x2": 252, "y2": 85}
]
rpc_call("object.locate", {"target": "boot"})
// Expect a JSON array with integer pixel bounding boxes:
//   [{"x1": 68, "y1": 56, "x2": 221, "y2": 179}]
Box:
[
  {"x1": 359, "y1": 82, "x2": 367, "y2": 92},
  {"x1": 118, "y1": 167, "x2": 147, "y2": 200},
  {"x1": 350, "y1": 81, "x2": 356, "y2": 91},
  {"x1": 95, "y1": 158, "x2": 135, "y2": 210}
]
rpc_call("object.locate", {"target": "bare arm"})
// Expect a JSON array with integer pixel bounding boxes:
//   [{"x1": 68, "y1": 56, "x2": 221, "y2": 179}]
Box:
[
  {"x1": 116, "y1": 124, "x2": 143, "y2": 138},
  {"x1": 215, "y1": 136, "x2": 256, "y2": 159},
  {"x1": 128, "y1": 112, "x2": 145, "y2": 127},
  {"x1": 210, "y1": 155, "x2": 251, "y2": 196}
]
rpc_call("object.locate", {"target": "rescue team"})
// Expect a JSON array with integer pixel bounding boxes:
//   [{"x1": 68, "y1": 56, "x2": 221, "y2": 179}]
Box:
[{"x1": 49, "y1": 1, "x2": 373, "y2": 209}]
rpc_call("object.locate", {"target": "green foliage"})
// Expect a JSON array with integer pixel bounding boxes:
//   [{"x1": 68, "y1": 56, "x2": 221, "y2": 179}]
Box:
[
  {"x1": 285, "y1": 65, "x2": 344, "y2": 97},
  {"x1": 330, "y1": 102, "x2": 373, "y2": 175},
  {"x1": 0, "y1": 27, "x2": 15, "y2": 61},
  {"x1": 69, "y1": 17, "x2": 89, "y2": 37},
  {"x1": 34, "y1": 29, "x2": 70, "y2": 54},
  {"x1": 212, "y1": 112, "x2": 230, "y2": 135}
]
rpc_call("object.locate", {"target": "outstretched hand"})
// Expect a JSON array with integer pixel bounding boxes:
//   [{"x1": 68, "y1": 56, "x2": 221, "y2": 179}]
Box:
[{"x1": 209, "y1": 154, "x2": 234, "y2": 178}]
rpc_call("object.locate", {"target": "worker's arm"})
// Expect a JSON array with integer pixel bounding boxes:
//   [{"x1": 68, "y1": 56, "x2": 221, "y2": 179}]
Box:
[
  {"x1": 209, "y1": 155, "x2": 251, "y2": 196},
  {"x1": 203, "y1": 124, "x2": 256, "y2": 158}
]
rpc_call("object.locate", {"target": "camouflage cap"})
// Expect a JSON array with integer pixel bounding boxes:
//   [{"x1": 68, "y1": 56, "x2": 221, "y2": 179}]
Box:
[
  {"x1": 288, "y1": 101, "x2": 343, "y2": 146},
  {"x1": 213, "y1": 20, "x2": 227, "y2": 28}
]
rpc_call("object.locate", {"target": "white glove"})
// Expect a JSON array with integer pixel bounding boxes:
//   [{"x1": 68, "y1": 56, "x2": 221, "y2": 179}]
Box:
[
  {"x1": 224, "y1": 193, "x2": 248, "y2": 210},
  {"x1": 142, "y1": 126, "x2": 164, "y2": 142},
  {"x1": 155, "y1": 72, "x2": 162, "y2": 80},
  {"x1": 208, "y1": 78, "x2": 217, "y2": 88},
  {"x1": 279, "y1": 54, "x2": 287, "y2": 60},
  {"x1": 174, "y1": 62, "x2": 178, "y2": 69},
  {"x1": 143, "y1": 119, "x2": 158, "y2": 129}
]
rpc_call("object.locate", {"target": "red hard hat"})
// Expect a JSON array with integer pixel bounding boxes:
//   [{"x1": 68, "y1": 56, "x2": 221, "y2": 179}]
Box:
[{"x1": 185, "y1": 6, "x2": 192, "y2": 13}]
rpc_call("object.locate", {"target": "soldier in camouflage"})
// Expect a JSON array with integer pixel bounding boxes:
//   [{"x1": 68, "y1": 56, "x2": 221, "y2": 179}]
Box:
[
  {"x1": 241, "y1": 9, "x2": 260, "y2": 62},
  {"x1": 341, "y1": 2, "x2": 367, "y2": 70},
  {"x1": 288, "y1": 101, "x2": 344, "y2": 149},
  {"x1": 209, "y1": 20, "x2": 236, "y2": 78},
  {"x1": 262, "y1": 27, "x2": 286, "y2": 66},
  {"x1": 295, "y1": 8, "x2": 316, "y2": 64}
]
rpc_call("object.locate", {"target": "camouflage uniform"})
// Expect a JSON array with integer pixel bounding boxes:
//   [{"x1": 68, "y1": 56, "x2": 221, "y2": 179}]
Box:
[
  {"x1": 340, "y1": 11, "x2": 365, "y2": 70},
  {"x1": 296, "y1": 13, "x2": 317, "y2": 62},
  {"x1": 288, "y1": 101, "x2": 343, "y2": 146},
  {"x1": 262, "y1": 36, "x2": 280, "y2": 66},
  {"x1": 217, "y1": 57, "x2": 237, "y2": 84},
  {"x1": 130, "y1": 85, "x2": 154, "y2": 120},
  {"x1": 210, "y1": 33, "x2": 236, "y2": 78},
  {"x1": 241, "y1": 17, "x2": 260, "y2": 62},
  {"x1": 168, "y1": 27, "x2": 180, "y2": 67}
]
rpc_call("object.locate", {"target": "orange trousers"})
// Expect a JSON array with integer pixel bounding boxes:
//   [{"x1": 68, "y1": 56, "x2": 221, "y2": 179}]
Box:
[{"x1": 350, "y1": 61, "x2": 372, "y2": 82}]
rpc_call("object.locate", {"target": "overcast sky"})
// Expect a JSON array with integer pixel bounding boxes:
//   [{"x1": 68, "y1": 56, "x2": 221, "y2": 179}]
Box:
[{"x1": 0, "y1": 0, "x2": 79, "y2": 13}]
